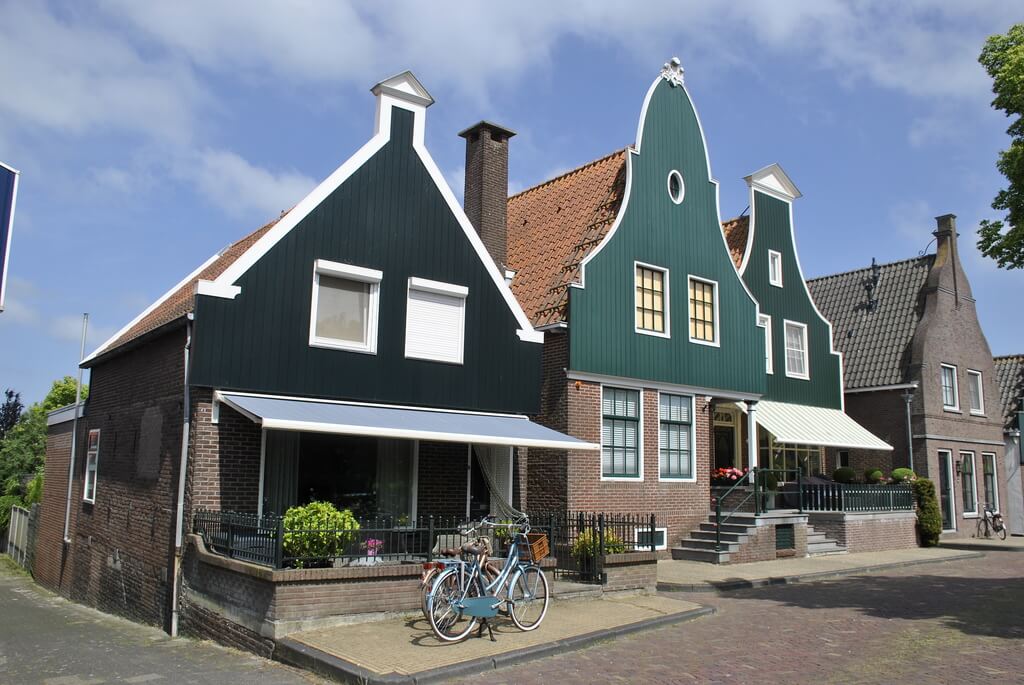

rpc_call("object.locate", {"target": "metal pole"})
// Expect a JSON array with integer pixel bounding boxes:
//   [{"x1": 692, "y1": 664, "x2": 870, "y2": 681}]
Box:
[
  {"x1": 62, "y1": 313, "x2": 88, "y2": 543},
  {"x1": 903, "y1": 387, "x2": 916, "y2": 472}
]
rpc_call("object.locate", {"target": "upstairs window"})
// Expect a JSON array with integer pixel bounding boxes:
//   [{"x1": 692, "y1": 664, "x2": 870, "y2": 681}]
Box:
[
  {"x1": 758, "y1": 314, "x2": 773, "y2": 374},
  {"x1": 635, "y1": 264, "x2": 668, "y2": 336},
  {"x1": 404, "y1": 277, "x2": 468, "y2": 364},
  {"x1": 659, "y1": 393, "x2": 693, "y2": 480},
  {"x1": 768, "y1": 250, "x2": 783, "y2": 287},
  {"x1": 688, "y1": 277, "x2": 718, "y2": 345},
  {"x1": 84, "y1": 429, "x2": 100, "y2": 503},
  {"x1": 309, "y1": 259, "x2": 382, "y2": 354},
  {"x1": 940, "y1": 364, "x2": 959, "y2": 411},
  {"x1": 967, "y1": 370, "x2": 984, "y2": 416},
  {"x1": 602, "y1": 387, "x2": 640, "y2": 479},
  {"x1": 784, "y1": 320, "x2": 809, "y2": 379}
]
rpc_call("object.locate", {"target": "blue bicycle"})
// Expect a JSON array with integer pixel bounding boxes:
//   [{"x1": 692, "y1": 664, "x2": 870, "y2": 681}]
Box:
[{"x1": 427, "y1": 515, "x2": 550, "y2": 642}]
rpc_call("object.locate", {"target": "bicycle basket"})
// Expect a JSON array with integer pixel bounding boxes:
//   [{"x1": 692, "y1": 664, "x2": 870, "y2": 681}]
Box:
[{"x1": 519, "y1": 533, "x2": 549, "y2": 562}]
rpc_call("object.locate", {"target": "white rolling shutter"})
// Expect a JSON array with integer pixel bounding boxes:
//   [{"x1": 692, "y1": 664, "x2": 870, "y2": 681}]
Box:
[{"x1": 405, "y1": 278, "x2": 467, "y2": 364}]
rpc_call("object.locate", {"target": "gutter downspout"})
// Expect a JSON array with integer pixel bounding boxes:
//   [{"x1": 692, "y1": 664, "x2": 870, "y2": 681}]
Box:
[
  {"x1": 903, "y1": 383, "x2": 918, "y2": 472},
  {"x1": 169, "y1": 314, "x2": 193, "y2": 637},
  {"x1": 63, "y1": 314, "x2": 89, "y2": 544}
]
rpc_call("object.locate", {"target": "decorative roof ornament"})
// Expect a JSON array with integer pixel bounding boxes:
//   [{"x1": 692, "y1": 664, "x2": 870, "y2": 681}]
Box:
[{"x1": 660, "y1": 57, "x2": 684, "y2": 87}]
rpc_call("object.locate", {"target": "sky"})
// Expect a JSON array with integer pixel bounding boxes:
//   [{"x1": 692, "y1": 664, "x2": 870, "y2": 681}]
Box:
[{"x1": 0, "y1": 1, "x2": 1022, "y2": 405}]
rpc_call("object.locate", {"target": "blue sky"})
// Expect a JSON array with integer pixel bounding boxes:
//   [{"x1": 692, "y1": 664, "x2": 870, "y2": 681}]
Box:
[{"x1": 1, "y1": 1, "x2": 1021, "y2": 405}]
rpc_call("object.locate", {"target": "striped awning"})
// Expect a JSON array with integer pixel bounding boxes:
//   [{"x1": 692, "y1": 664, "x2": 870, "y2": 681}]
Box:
[{"x1": 742, "y1": 400, "x2": 893, "y2": 451}]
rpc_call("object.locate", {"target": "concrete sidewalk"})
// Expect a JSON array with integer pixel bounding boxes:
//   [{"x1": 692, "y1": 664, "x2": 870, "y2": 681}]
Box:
[
  {"x1": 276, "y1": 593, "x2": 710, "y2": 684},
  {"x1": 658, "y1": 547, "x2": 982, "y2": 592}
]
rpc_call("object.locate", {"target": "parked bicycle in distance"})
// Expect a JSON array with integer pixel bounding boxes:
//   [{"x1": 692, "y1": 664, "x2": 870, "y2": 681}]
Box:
[{"x1": 976, "y1": 504, "x2": 1007, "y2": 540}]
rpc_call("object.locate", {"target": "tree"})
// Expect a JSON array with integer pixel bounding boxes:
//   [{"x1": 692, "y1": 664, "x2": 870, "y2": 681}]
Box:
[
  {"x1": 0, "y1": 389, "x2": 23, "y2": 442},
  {"x1": 978, "y1": 24, "x2": 1024, "y2": 269}
]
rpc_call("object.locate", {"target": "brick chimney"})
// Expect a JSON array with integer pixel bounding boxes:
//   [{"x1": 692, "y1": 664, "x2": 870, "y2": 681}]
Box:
[
  {"x1": 459, "y1": 121, "x2": 515, "y2": 269},
  {"x1": 932, "y1": 213, "x2": 963, "y2": 302}
]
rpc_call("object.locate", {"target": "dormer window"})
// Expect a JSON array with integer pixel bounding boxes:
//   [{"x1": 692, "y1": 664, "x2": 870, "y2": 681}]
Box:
[
  {"x1": 768, "y1": 250, "x2": 783, "y2": 287},
  {"x1": 309, "y1": 259, "x2": 382, "y2": 354}
]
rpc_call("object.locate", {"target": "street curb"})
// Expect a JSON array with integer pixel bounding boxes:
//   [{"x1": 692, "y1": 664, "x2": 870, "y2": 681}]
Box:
[
  {"x1": 657, "y1": 550, "x2": 985, "y2": 593},
  {"x1": 274, "y1": 605, "x2": 714, "y2": 684}
]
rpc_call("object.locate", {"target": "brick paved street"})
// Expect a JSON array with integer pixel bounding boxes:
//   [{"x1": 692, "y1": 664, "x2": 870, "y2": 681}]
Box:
[{"x1": 454, "y1": 549, "x2": 1024, "y2": 685}]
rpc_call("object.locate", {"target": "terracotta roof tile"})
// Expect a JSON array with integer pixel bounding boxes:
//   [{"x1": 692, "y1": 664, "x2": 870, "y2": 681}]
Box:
[
  {"x1": 89, "y1": 215, "x2": 281, "y2": 362},
  {"x1": 721, "y1": 215, "x2": 749, "y2": 269}
]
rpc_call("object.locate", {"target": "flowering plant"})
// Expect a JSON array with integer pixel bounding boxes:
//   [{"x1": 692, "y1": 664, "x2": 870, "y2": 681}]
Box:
[
  {"x1": 711, "y1": 467, "x2": 749, "y2": 486},
  {"x1": 363, "y1": 538, "x2": 384, "y2": 556}
]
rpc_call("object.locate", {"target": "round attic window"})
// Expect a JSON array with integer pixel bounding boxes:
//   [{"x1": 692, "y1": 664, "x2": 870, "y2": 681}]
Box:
[{"x1": 667, "y1": 170, "x2": 685, "y2": 204}]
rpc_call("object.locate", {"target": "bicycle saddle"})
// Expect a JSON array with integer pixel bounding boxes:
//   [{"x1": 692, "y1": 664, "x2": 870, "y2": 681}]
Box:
[{"x1": 461, "y1": 541, "x2": 487, "y2": 556}]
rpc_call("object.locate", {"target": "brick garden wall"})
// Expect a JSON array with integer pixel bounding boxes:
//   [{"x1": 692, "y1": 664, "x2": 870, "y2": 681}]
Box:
[
  {"x1": 807, "y1": 512, "x2": 918, "y2": 553},
  {"x1": 603, "y1": 551, "x2": 658, "y2": 592}
]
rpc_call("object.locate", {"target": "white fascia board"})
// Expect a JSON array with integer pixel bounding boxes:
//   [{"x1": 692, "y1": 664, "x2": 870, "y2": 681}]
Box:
[
  {"x1": 0, "y1": 163, "x2": 19, "y2": 312},
  {"x1": 744, "y1": 163, "x2": 802, "y2": 201},
  {"x1": 82, "y1": 250, "x2": 221, "y2": 364},
  {"x1": 845, "y1": 382, "x2": 919, "y2": 394}
]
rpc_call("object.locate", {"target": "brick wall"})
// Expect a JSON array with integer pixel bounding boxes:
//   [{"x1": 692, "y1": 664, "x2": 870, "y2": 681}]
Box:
[
  {"x1": 728, "y1": 521, "x2": 808, "y2": 564},
  {"x1": 808, "y1": 512, "x2": 917, "y2": 552},
  {"x1": 603, "y1": 551, "x2": 658, "y2": 592},
  {"x1": 34, "y1": 420, "x2": 74, "y2": 592},
  {"x1": 833, "y1": 389, "x2": 907, "y2": 477},
  {"x1": 526, "y1": 331, "x2": 570, "y2": 512},
  {"x1": 187, "y1": 388, "x2": 262, "y2": 516},
  {"x1": 416, "y1": 441, "x2": 469, "y2": 517}
]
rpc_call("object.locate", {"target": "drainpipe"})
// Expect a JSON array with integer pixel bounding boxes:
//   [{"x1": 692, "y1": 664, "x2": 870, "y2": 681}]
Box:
[
  {"x1": 63, "y1": 314, "x2": 89, "y2": 544},
  {"x1": 902, "y1": 383, "x2": 917, "y2": 472},
  {"x1": 169, "y1": 314, "x2": 193, "y2": 637}
]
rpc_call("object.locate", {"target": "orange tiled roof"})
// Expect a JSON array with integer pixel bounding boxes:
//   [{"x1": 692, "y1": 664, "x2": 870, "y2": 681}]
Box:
[
  {"x1": 721, "y1": 215, "x2": 749, "y2": 269},
  {"x1": 507, "y1": 150, "x2": 628, "y2": 326},
  {"x1": 88, "y1": 216, "x2": 280, "y2": 362}
]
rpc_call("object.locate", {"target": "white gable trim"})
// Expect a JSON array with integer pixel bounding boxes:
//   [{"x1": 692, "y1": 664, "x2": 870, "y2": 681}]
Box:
[
  {"x1": 198, "y1": 74, "x2": 542, "y2": 345},
  {"x1": 744, "y1": 163, "x2": 802, "y2": 202}
]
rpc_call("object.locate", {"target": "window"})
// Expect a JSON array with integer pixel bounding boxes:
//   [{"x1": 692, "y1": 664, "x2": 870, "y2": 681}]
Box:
[
  {"x1": 967, "y1": 370, "x2": 984, "y2": 415},
  {"x1": 404, "y1": 277, "x2": 468, "y2": 364},
  {"x1": 940, "y1": 364, "x2": 959, "y2": 411},
  {"x1": 602, "y1": 387, "x2": 640, "y2": 479},
  {"x1": 758, "y1": 314, "x2": 773, "y2": 374},
  {"x1": 688, "y1": 277, "x2": 718, "y2": 345},
  {"x1": 758, "y1": 427, "x2": 823, "y2": 477},
  {"x1": 838, "y1": 450, "x2": 850, "y2": 469},
  {"x1": 960, "y1": 451, "x2": 977, "y2": 516},
  {"x1": 768, "y1": 250, "x2": 783, "y2": 287},
  {"x1": 784, "y1": 320, "x2": 809, "y2": 379},
  {"x1": 659, "y1": 393, "x2": 693, "y2": 480},
  {"x1": 635, "y1": 527, "x2": 668, "y2": 551},
  {"x1": 982, "y1": 453, "x2": 998, "y2": 512},
  {"x1": 667, "y1": 170, "x2": 685, "y2": 204},
  {"x1": 635, "y1": 264, "x2": 668, "y2": 336},
  {"x1": 309, "y1": 259, "x2": 382, "y2": 354},
  {"x1": 84, "y1": 429, "x2": 100, "y2": 503}
]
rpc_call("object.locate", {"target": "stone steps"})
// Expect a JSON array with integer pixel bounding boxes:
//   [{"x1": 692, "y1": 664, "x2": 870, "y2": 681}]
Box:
[{"x1": 674, "y1": 514, "x2": 846, "y2": 564}]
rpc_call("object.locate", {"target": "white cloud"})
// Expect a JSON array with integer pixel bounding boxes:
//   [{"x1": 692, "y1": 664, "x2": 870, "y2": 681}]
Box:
[
  {"x1": 48, "y1": 314, "x2": 116, "y2": 349},
  {"x1": 187, "y1": 149, "x2": 317, "y2": 219}
]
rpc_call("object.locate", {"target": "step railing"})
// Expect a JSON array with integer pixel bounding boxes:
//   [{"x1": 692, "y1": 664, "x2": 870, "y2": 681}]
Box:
[
  {"x1": 713, "y1": 468, "x2": 804, "y2": 552},
  {"x1": 799, "y1": 483, "x2": 914, "y2": 512}
]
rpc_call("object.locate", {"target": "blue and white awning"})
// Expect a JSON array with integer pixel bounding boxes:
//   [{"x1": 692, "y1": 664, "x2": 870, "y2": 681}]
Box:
[{"x1": 215, "y1": 391, "x2": 598, "y2": 450}]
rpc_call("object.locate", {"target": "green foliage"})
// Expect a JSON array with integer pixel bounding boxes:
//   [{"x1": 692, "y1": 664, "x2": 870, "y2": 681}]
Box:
[
  {"x1": 571, "y1": 528, "x2": 626, "y2": 560},
  {"x1": 24, "y1": 471, "x2": 43, "y2": 506},
  {"x1": 978, "y1": 24, "x2": 1024, "y2": 269},
  {"x1": 912, "y1": 478, "x2": 943, "y2": 547},
  {"x1": 832, "y1": 467, "x2": 857, "y2": 484},
  {"x1": 0, "y1": 389, "x2": 23, "y2": 442},
  {"x1": 890, "y1": 468, "x2": 916, "y2": 484},
  {"x1": 282, "y1": 501, "x2": 359, "y2": 568},
  {"x1": 0, "y1": 494, "x2": 21, "y2": 533},
  {"x1": 864, "y1": 468, "x2": 885, "y2": 484},
  {"x1": 42, "y1": 376, "x2": 87, "y2": 412},
  {"x1": 761, "y1": 470, "x2": 779, "y2": 491}
]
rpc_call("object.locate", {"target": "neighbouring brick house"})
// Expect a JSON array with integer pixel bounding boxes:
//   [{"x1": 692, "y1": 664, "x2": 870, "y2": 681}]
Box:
[
  {"x1": 994, "y1": 355, "x2": 1023, "y2": 534},
  {"x1": 33, "y1": 70, "x2": 591, "y2": 644},
  {"x1": 808, "y1": 216, "x2": 1008, "y2": 538},
  {"x1": 501, "y1": 60, "x2": 895, "y2": 563}
]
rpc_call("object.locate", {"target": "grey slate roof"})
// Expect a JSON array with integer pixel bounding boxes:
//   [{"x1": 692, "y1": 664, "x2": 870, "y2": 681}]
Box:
[
  {"x1": 994, "y1": 355, "x2": 1024, "y2": 428},
  {"x1": 807, "y1": 256, "x2": 934, "y2": 390}
]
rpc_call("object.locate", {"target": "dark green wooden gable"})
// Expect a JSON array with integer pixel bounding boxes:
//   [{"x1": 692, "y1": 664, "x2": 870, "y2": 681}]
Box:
[
  {"x1": 568, "y1": 76, "x2": 765, "y2": 396},
  {"x1": 190, "y1": 105, "x2": 542, "y2": 414},
  {"x1": 742, "y1": 188, "x2": 843, "y2": 409}
]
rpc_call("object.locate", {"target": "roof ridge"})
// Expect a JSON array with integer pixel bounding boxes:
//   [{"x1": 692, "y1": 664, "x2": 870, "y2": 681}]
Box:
[
  {"x1": 508, "y1": 147, "x2": 628, "y2": 202},
  {"x1": 806, "y1": 254, "x2": 932, "y2": 283},
  {"x1": 994, "y1": 354, "x2": 1024, "y2": 361}
]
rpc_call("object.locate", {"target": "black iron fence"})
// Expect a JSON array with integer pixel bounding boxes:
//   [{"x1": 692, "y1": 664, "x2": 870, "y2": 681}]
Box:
[
  {"x1": 193, "y1": 509, "x2": 657, "y2": 583},
  {"x1": 799, "y1": 483, "x2": 914, "y2": 512}
]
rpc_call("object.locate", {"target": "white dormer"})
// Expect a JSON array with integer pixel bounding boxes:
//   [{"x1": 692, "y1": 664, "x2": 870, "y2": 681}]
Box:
[{"x1": 744, "y1": 163, "x2": 802, "y2": 202}]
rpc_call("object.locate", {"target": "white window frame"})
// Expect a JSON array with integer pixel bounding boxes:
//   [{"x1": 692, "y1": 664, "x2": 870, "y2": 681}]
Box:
[
  {"x1": 939, "y1": 449, "x2": 957, "y2": 532},
  {"x1": 404, "y1": 276, "x2": 469, "y2": 365},
  {"x1": 600, "y1": 385, "x2": 644, "y2": 482},
  {"x1": 758, "y1": 314, "x2": 773, "y2": 374},
  {"x1": 84, "y1": 429, "x2": 100, "y2": 503},
  {"x1": 768, "y1": 250, "x2": 783, "y2": 287},
  {"x1": 634, "y1": 261, "x2": 670, "y2": 339},
  {"x1": 657, "y1": 391, "x2": 696, "y2": 483},
  {"x1": 981, "y1": 452, "x2": 999, "y2": 513},
  {"x1": 967, "y1": 369, "x2": 985, "y2": 416},
  {"x1": 783, "y1": 319, "x2": 809, "y2": 380},
  {"x1": 308, "y1": 259, "x2": 382, "y2": 354},
  {"x1": 634, "y1": 526, "x2": 668, "y2": 551},
  {"x1": 940, "y1": 363, "x2": 960, "y2": 412},
  {"x1": 667, "y1": 170, "x2": 685, "y2": 205},
  {"x1": 687, "y1": 275, "x2": 720, "y2": 348},
  {"x1": 960, "y1": 451, "x2": 978, "y2": 517}
]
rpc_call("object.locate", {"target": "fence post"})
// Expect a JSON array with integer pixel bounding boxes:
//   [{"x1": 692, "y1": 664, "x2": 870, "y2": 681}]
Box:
[
  {"x1": 427, "y1": 515, "x2": 434, "y2": 563},
  {"x1": 715, "y1": 497, "x2": 722, "y2": 552},
  {"x1": 797, "y1": 468, "x2": 804, "y2": 513},
  {"x1": 649, "y1": 513, "x2": 656, "y2": 552},
  {"x1": 274, "y1": 517, "x2": 284, "y2": 568},
  {"x1": 226, "y1": 515, "x2": 235, "y2": 560}
]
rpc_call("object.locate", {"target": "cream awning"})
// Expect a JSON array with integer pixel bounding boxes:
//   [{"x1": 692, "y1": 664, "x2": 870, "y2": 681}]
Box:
[{"x1": 740, "y1": 400, "x2": 893, "y2": 451}]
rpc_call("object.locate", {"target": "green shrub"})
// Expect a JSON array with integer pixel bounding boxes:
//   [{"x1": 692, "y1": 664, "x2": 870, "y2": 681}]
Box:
[
  {"x1": 282, "y1": 501, "x2": 359, "y2": 568},
  {"x1": 832, "y1": 467, "x2": 857, "y2": 484},
  {"x1": 890, "y1": 468, "x2": 916, "y2": 484},
  {"x1": 912, "y1": 479, "x2": 942, "y2": 547},
  {"x1": 24, "y1": 472, "x2": 43, "y2": 506},
  {"x1": 864, "y1": 468, "x2": 885, "y2": 484},
  {"x1": 0, "y1": 494, "x2": 21, "y2": 534},
  {"x1": 571, "y1": 528, "x2": 626, "y2": 560}
]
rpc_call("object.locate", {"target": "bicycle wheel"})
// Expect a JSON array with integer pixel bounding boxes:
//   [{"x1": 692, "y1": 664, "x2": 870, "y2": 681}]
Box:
[
  {"x1": 421, "y1": 567, "x2": 439, "y2": 620},
  {"x1": 428, "y1": 568, "x2": 479, "y2": 642},
  {"x1": 997, "y1": 522, "x2": 1008, "y2": 541},
  {"x1": 508, "y1": 565, "x2": 549, "y2": 631},
  {"x1": 976, "y1": 517, "x2": 990, "y2": 539}
]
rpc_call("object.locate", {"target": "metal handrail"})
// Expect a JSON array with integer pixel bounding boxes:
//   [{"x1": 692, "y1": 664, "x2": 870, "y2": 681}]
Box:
[{"x1": 714, "y1": 469, "x2": 759, "y2": 552}]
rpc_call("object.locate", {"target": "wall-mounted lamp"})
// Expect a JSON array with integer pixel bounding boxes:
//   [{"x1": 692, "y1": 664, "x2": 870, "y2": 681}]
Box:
[{"x1": 863, "y1": 257, "x2": 881, "y2": 312}]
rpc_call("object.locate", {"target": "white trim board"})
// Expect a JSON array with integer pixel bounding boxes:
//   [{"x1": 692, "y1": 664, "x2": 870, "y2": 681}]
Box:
[{"x1": 0, "y1": 162, "x2": 18, "y2": 313}]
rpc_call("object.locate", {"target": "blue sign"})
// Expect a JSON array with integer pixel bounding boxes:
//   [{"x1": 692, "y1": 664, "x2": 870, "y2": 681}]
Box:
[{"x1": 0, "y1": 162, "x2": 18, "y2": 312}]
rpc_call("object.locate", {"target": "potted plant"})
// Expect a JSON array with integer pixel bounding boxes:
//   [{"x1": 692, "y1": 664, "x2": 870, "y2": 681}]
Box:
[
  {"x1": 761, "y1": 470, "x2": 779, "y2": 511},
  {"x1": 570, "y1": 528, "x2": 625, "y2": 581}
]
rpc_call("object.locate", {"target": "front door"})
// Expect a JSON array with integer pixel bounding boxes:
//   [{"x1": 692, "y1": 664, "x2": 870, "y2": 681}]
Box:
[
  {"x1": 714, "y1": 426, "x2": 735, "y2": 471},
  {"x1": 938, "y1": 450, "x2": 955, "y2": 531}
]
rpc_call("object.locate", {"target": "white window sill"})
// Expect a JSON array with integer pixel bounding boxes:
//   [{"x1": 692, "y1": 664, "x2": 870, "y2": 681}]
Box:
[
  {"x1": 689, "y1": 337, "x2": 720, "y2": 348},
  {"x1": 658, "y1": 475, "x2": 697, "y2": 483},
  {"x1": 310, "y1": 338, "x2": 376, "y2": 355},
  {"x1": 943, "y1": 407, "x2": 962, "y2": 414},
  {"x1": 969, "y1": 410, "x2": 986, "y2": 417},
  {"x1": 636, "y1": 328, "x2": 670, "y2": 339},
  {"x1": 600, "y1": 475, "x2": 643, "y2": 482},
  {"x1": 785, "y1": 372, "x2": 811, "y2": 381},
  {"x1": 963, "y1": 513, "x2": 979, "y2": 519}
]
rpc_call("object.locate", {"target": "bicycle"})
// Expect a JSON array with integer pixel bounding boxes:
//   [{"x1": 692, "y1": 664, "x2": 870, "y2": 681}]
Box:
[
  {"x1": 419, "y1": 524, "x2": 499, "y2": 620},
  {"x1": 427, "y1": 515, "x2": 550, "y2": 642},
  {"x1": 976, "y1": 504, "x2": 1007, "y2": 540}
]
